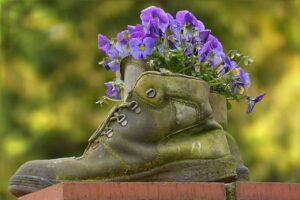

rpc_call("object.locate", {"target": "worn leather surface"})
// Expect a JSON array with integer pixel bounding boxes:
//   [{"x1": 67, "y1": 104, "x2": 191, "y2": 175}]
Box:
[{"x1": 12, "y1": 71, "x2": 232, "y2": 182}]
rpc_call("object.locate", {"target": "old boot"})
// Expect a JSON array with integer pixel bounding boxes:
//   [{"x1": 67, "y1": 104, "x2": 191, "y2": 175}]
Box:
[{"x1": 9, "y1": 71, "x2": 237, "y2": 197}]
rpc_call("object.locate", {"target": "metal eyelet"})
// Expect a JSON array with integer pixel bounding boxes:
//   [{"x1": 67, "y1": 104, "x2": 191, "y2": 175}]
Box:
[
  {"x1": 117, "y1": 114, "x2": 128, "y2": 127},
  {"x1": 146, "y1": 88, "x2": 156, "y2": 98},
  {"x1": 131, "y1": 101, "x2": 141, "y2": 114},
  {"x1": 91, "y1": 140, "x2": 100, "y2": 150},
  {"x1": 105, "y1": 127, "x2": 114, "y2": 138}
]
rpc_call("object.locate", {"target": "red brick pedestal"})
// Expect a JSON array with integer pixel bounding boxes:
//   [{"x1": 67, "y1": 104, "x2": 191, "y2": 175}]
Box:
[
  {"x1": 19, "y1": 182, "x2": 300, "y2": 200},
  {"x1": 236, "y1": 182, "x2": 300, "y2": 200}
]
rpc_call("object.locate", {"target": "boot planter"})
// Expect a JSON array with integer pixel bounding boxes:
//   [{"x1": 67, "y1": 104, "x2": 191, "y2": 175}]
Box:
[
  {"x1": 9, "y1": 71, "x2": 237, "y2": 197},
  {"x1": 9, "y1": 6, "x2": 264, "y2": 197}
]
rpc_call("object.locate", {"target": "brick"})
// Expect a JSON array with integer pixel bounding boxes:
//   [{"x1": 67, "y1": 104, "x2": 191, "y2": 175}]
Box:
[
  {"x1": 19, "y1": 184, "x2": 63, "y2": 200},
  {"x1": 19, "y1": 182, "x2": 226, "y2": 200},
  {"x1": 236, "y1": 182, "x2": 300, "y2": 200}
]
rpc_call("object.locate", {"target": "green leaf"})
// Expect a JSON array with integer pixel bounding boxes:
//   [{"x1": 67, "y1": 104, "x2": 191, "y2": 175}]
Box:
[{"x1": 226, "y1": 101, "x2": 232, "y2": 110}]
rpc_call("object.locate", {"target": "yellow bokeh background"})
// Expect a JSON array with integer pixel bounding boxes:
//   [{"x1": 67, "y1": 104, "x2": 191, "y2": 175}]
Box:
[{"x1": 1, "y1": 1, "x2": 299, "y2": 199}]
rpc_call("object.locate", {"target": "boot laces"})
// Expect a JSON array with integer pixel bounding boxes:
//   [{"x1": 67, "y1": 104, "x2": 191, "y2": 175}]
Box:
[{"x1": 87, "y1": 100, "x2": 140, "y2": 146}]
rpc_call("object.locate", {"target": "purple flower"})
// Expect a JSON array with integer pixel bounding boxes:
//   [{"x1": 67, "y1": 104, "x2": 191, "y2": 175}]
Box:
[
  {"x1": 98, "y1": 34, "x2": 118, "y2": 59},
  {"x1": 231, "y1": 81, "x2": 246, "y2": 95},
  {"x1": 210, "y1": 50, "x2": 224, "y2": 67},
  {"x1": 198, "y1": 35, "x2": 224, "y2": 64},
  {"x1": 128, "y1": 24, "x2": 145, "y2": 39},
  {"x1": 117, "y1": 30, "x2": 129, "y2": 45},
  {"x1": 207, "y1": 35, "x2": 223, "y2": 52},
  {"x1": 170, "y1": 20, "x2": 181, "y2": 35},
  {"x1": 128, "y1": 24, "x2": 143, "y2": 34},
  {"x1": 104, "y1": 82, "x2": 120, "y2": 99},
  {"x1": 129, "y1": 37, "x2": 155, "y2": 59},
  {"x1": 102, "y1": 60, "x2": 110, "y2": 70},
  {"x1": 176, "y1": 10, "x2": 204, "y2": 31},
  {"x1": 193, "y1": 30, "x2": 211, "y2": 44},
  {"x1": 231, "y1": 68, "x2": 251, "y2": 94},
  {"x1": 166, "y1": 13, "x2": 181, "y2": 48},
  {"x1": 144, "y1": 19, "x2": 161, "y2": 38},
  {"x1": 167, "y1": 13, "x2": 181, "y2": 34},
  {"x1": 116, "y1": 41, "x2": 130, "y2": 58},
  {"x1": 246, "y1": 93, "x2": 266, "y2": 114},
  {"x1": 222, "y1": 55, "x2": 237, "y2": 71},
  {"x1": 168, "y1": 39, "x2": 178, "y2": 50},
  {"x1": 195, "y1": 20, "x2": 205, "y2": 31},
  {"x1": 198, "y1": 41, "x2": 213, "y2": 62},
  {"x1": 140, "y1": 6, "x2": 169, "y2": 33},
  {"x1": 184, "y1": 43, "x2": 194, "y2": 56},
  {"x1": 237, "y1": 67, "x2": 251, "y2": 90},
  {"x1": 107, "y1": 60, "x2": 120, "y2": 72},
  {"x1": 98, "y1": 34, "x2": 110, "y2": 52},
  {"x1": 105, "y1": 45, "x2": 118, "y2": 59}
]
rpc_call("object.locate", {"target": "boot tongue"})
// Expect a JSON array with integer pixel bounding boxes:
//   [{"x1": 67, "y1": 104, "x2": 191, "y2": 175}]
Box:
[{"x1": 120, "y1": 57, "x2": 153, "y2": 100}]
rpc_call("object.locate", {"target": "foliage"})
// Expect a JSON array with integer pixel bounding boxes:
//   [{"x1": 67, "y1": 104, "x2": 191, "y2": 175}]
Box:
[{"x1": 98, "y1": 6, "x2": 264, "y2": 113}]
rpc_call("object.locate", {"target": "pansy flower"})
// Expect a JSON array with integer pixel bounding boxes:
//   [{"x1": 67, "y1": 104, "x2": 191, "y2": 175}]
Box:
[
  {"x1": 128, "y1": 24, "x2": 146, "y2": 40},
  {"x1": 176, "y1": 10, "x2": 205, "y2": 32},
  {"x1": 116, "y1": 43, "x2": 130, "y2": 58},
  {"x1": 140, "y1": 6, "x2": 169, "y2": 34},
  {"x1": 117, "y1": 30, "x2": 129, "y2": 45},
  {"x1": 246, "y1": 94, "x2": 266, "y2": 114},
  {"x1": 129, "y1": 37, "x2": 155, "y2": 59},
  {"x1": 98, "y1": 34, "x2": 111, "y2": 52},
  {"x1": 104, "y1": 82, "x2": 121, "y2": 99}
]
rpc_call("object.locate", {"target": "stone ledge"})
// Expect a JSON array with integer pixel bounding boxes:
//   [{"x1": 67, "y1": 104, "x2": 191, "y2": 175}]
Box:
[{"x1": 18, "y1": 182, "x2": 300, "y2": 200}]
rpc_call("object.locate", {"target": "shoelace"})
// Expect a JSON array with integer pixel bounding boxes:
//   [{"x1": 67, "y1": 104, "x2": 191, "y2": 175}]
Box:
[{"x1": 86, "y1": 100, "x2": 141, "y2": 150}]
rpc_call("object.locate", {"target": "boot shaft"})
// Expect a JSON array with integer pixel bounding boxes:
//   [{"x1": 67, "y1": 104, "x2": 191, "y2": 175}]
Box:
[{"x1": 121, "y1": 57, "x2": 152, "y2": 100}]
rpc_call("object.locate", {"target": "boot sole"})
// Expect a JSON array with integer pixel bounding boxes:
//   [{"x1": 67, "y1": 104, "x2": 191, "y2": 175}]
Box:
[
  {"x1": 9, "y1": 175, "x2": 58, "y2": 197},
  {"x1": 107, "y1": 154, "x2": 237, "y2": 182},
  {"x1": 9, "y1": 155, "x2": 236, "y2": 197}
]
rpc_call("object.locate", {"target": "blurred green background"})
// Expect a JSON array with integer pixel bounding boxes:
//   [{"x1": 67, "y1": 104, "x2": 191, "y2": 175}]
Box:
[{"x1": 1, "y1": 0, "x2": 299, "y2": 199}]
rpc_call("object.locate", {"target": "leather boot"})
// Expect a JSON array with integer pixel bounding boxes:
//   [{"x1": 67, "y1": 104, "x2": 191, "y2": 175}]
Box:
[{"x1": 9, "y1": 71, "x2": 236, "y2": 197}]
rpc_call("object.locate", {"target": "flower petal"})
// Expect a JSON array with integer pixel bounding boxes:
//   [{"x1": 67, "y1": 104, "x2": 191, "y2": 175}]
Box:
[
  {"x1": 129, "y1": 38, "x2": 143, "y2": 59},
  {"x1": 246, "y1": 94, "x2": 265, "y2": 114},
  {"x1": 199, "y1": 30, "x2": 211, "y2": 43},
  {"x1": 117, "y1": 30, "x2": 129, "y2": 45},
  {"x1": 108, "y1": 60, "x2": 120, "y2": 72},
  {"x1": 98, "y1": 34, "x2": 110, "y2": 52},
  {"x1": 104, "y1": 82, "x2": 120, "y2": 99},
  {"x1": 143, "y1": 37, "x2": 155, "y2": 56},
  {"x1": 116, "y1": 42, "x2": 130, "y2": 58}
]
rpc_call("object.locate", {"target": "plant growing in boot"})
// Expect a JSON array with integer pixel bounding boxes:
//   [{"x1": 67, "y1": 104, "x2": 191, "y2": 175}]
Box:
[
  {"x1": 98, "y1": 6, "x2": 265, "y2": 113},
  {"x1": 9, "y1": 6, "x2": 263, "y2": 198}
]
